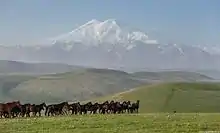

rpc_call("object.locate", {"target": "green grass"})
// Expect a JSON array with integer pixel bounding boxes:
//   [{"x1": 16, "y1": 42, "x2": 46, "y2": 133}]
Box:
[
  {"x1": 132, "y1": 71, "x2": 213, "y2": 81},
  {"x1": 93, "y1": 82, "x2": 220, "y2": 113},
  {"x1": 0, "y1": 114, "x2": 220, "y2": 133}
]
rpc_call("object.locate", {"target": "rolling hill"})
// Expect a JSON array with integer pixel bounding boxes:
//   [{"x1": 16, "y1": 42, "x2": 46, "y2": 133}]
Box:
[
  {"x1": 0, "y1": 60, "x2": 82, "y2": 75},
  {"x1": 93, "y1": 82, "x2": 220, "y2": 113},
  {"x1": 0, "y1": 74, "x2": 36, "y2": 101},
  {"x1": 132, "y1": 71, "x2": 213, "y2": 81},
  {"x1": 0, "y1": 67, "x2": 213, "y2": 104},
  {"x1": 7, "y1": 68, "x2": 145, "y2": 103}
]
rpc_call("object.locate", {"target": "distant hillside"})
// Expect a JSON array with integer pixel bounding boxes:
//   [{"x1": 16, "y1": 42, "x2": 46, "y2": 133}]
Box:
[
  {"x1": 0, "y1": 75, "x2": 35, "y2": 101},
  {"x1": 195, "y1": 70, "x2": 220, "y2": 80},
  {"x1": 7, "y1": 68, "x2": 145, "y2": 103},
  {"x1": 94, "y1": 82, "x2": 220, "y2": 113},
  {"x1": 0, "y1": 60, "x2": 82, "y2": 75},
  {"x1": 132, "y1": 71, "x2": 213, "y2": 81},
  {"x1": 0, "y1": 67, "x2": 213, "y2": 103}
]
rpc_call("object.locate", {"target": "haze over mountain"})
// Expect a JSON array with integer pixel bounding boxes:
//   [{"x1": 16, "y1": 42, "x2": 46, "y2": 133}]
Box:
[
  {"x1": 0, "y1": 60, "x2": 82, "y2": 75},
  {"x1": 0, "y1": 19, "x2": 220, "y2": 71}
]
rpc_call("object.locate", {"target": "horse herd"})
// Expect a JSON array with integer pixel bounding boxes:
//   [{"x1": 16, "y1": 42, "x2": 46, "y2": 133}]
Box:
[{"x1": 0, "y1": 100, "x2": 140, "y2": 118}]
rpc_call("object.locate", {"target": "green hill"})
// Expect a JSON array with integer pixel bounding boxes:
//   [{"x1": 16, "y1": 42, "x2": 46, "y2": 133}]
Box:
[
  {"x1": 0, "y1": 60, "x2": 82, "y2": 75},
  {"x1": 8, "y1": 68, "x2": 146, "y2": 103},
  {"x1": 0, "y1": 75, "x2": 35, "y2": 101},
  {"x1": 94, "y1": 82, "x2": 220, "y2": 113},
  {"x1": 132, "y1": 71, "x2": 213, "y2": 81},
  {"x1": 0, "y1": 68, "x2": 214, "y2": 104}
]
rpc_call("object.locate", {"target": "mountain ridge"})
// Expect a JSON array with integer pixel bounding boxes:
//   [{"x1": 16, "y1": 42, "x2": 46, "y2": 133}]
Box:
[{"x1": 0, "y1": 19, "x2": 220, "y2": 71}]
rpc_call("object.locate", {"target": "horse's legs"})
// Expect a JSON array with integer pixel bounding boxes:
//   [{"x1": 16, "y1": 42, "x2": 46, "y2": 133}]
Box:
[
  {"x1": 27, "y1": 111, "x2": 30, "y2": 117},
  {"x1": 8, "y1": 111, "x2": 12, "y2": 118}
]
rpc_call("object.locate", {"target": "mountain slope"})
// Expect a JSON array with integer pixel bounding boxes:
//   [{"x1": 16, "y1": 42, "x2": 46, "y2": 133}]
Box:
[
  {"x1": 0, "y1": 19, "x2": 220, "y2": 71},
  {"x1": 0, "y1": 60, "x2": 82, "y2": 75},
  {"x1": 0, "y1": 74, "x2": 35, "y2": 101},
  {"x1": 132, "y1": 71, "x2": 213, "y2": 81},
  {"x1": 93, "y1": 82, "x2": 220, "y2": 113},
  {"x1": 1, "y1": 68, "x2": 212, "y2": 103},
  {"x1": 8, "y1": 68, "x2": 146, "y2": 103}
]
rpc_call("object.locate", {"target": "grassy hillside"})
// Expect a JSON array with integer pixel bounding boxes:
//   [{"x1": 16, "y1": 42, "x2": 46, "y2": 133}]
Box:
[
  {"x1": 0, "y1": 75, "x2": 35, "y2": 101},
  {"x1": 132, "y1": 71, "x2": 213, "y2": 81},
  {"x1": 1, "y1": 114, "x2": 220, "y2": 133},
  {"x1": 8, "y1": 68, "x2": 145, "y2": 103},
  {"x1": 94, "y1": 82, "x2": 220, "y2": 113},
  {"x1": 0, "y1": 67, "x2": 214, "y2": 104},
  {"x1": 0, "y1": 60, "x2": 82, "y2": 75}
]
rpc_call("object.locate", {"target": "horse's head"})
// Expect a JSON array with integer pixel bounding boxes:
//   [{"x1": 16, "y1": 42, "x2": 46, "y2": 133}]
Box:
[
  {"x1": 40, "y1": 102, "x2": 47, "y2": 110},
  {"x1": 14, "y1": 101, "x2": 21, "y2": 106},
  {"x1": 87, "y1": 102, "x2": 92, "y2": 106}
]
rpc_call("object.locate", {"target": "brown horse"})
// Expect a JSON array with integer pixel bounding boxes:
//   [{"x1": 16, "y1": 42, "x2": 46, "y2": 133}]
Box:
[{"x1": 0, "y1": 101, "x2": 21, "y2": 118}]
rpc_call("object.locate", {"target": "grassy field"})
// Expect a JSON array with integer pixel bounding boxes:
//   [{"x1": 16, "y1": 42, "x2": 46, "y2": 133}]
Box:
[
  {"x1": 92, "y1": 82, "x2": 220, "y2": 113},
  {"x1": 0, "y1": 114, "x2": 220, "y2": 133},
  {"x1": 132, "y1": 71, "x2": 213, "y2": 81}
]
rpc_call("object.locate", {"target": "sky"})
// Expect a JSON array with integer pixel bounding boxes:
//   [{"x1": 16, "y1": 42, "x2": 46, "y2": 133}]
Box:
[{"x1": 0, "y1": 0, "x2": 219, "y2": 46}]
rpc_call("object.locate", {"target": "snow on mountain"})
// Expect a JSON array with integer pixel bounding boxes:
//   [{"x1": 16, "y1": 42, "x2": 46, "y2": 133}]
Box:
[
  {"x1": 0, "y1": 19, "x2": 220, "y2": 71},
  {"x1": 48, "y1": 19, "x2": 158, "y2": 51}
]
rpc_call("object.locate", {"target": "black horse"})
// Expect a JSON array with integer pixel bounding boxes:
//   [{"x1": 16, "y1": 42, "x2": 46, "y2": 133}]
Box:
[
  {"x1": 31, "y1": 103, "x2": 47, "y2": 117},
  {"x1": 45, "y1": 102, "x2": 69, "y2": 116},
  {"x1": 129, "y1": 100, "x2": 140, "y2": 113}
]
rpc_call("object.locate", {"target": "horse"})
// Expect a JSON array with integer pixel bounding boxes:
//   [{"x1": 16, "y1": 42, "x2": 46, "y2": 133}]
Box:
[
  {"x1": 79, "y1": 102, "x2": 92, "y2": 115},
  {"x1": 99, "y1": 101, "x2": 109, "y2": 114},
  {"x1": 0, "y1": 101, "x2": 21, "y2": 118},
  {"x1": 32, "y1": 103, "x2": 47, "y2": 117},
  {"x1": 121, "y1": 101, "x2": 131, "y2": 113},
  {"x1": 69, "y1": 102, "x2": 81, "y2": 115},
  {"x1": 129, "y1": 100, "x2": 140, "y2": 113},
  {"x1": 45, "y1": 102, "x2": 69, "y2": 116}
]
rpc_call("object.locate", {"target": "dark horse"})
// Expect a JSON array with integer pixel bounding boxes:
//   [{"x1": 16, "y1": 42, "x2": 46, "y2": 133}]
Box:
[
  {"x1": 69, "y1": 102, "x2": 81, "y2": 115},
  {"x1": 45, "y1": 102, "x2": 69, "y2": 116},
  {"x1": 0, "y1": 101, "x2": 21, "y2": 118},
  {"x1": 129, "y1": 100, "x2": 140, "y2": 113},
  {"x1": 32, "y1": 103, "x2": 47, "y2": 117}
]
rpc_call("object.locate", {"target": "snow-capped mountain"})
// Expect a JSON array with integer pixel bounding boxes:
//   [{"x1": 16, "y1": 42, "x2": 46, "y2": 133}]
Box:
[
  {"x1": 48, "y1": 19, "x2": 158, "y2": 51},
  {"x1": 0, "y1": 19, "x2": 220, "y2": 71}
]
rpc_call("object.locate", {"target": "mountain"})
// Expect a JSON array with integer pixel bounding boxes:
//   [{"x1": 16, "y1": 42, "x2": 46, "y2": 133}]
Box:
[
  {"x1": 0, "y1": 19, "x2": 220, "y2": 71},
  {"x1": 0, "y1": 60, "x2": 82, "y2": 75}
]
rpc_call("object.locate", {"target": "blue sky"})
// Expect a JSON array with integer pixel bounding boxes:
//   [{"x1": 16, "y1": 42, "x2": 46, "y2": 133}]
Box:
[{"x1": 0, "y1": 0, "x2": 219, "y2": 46}]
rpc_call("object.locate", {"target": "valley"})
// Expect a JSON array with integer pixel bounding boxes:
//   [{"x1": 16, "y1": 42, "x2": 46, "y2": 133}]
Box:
[{"x1": 0, "y1": 60, "x2": 214, "y2": 104}]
